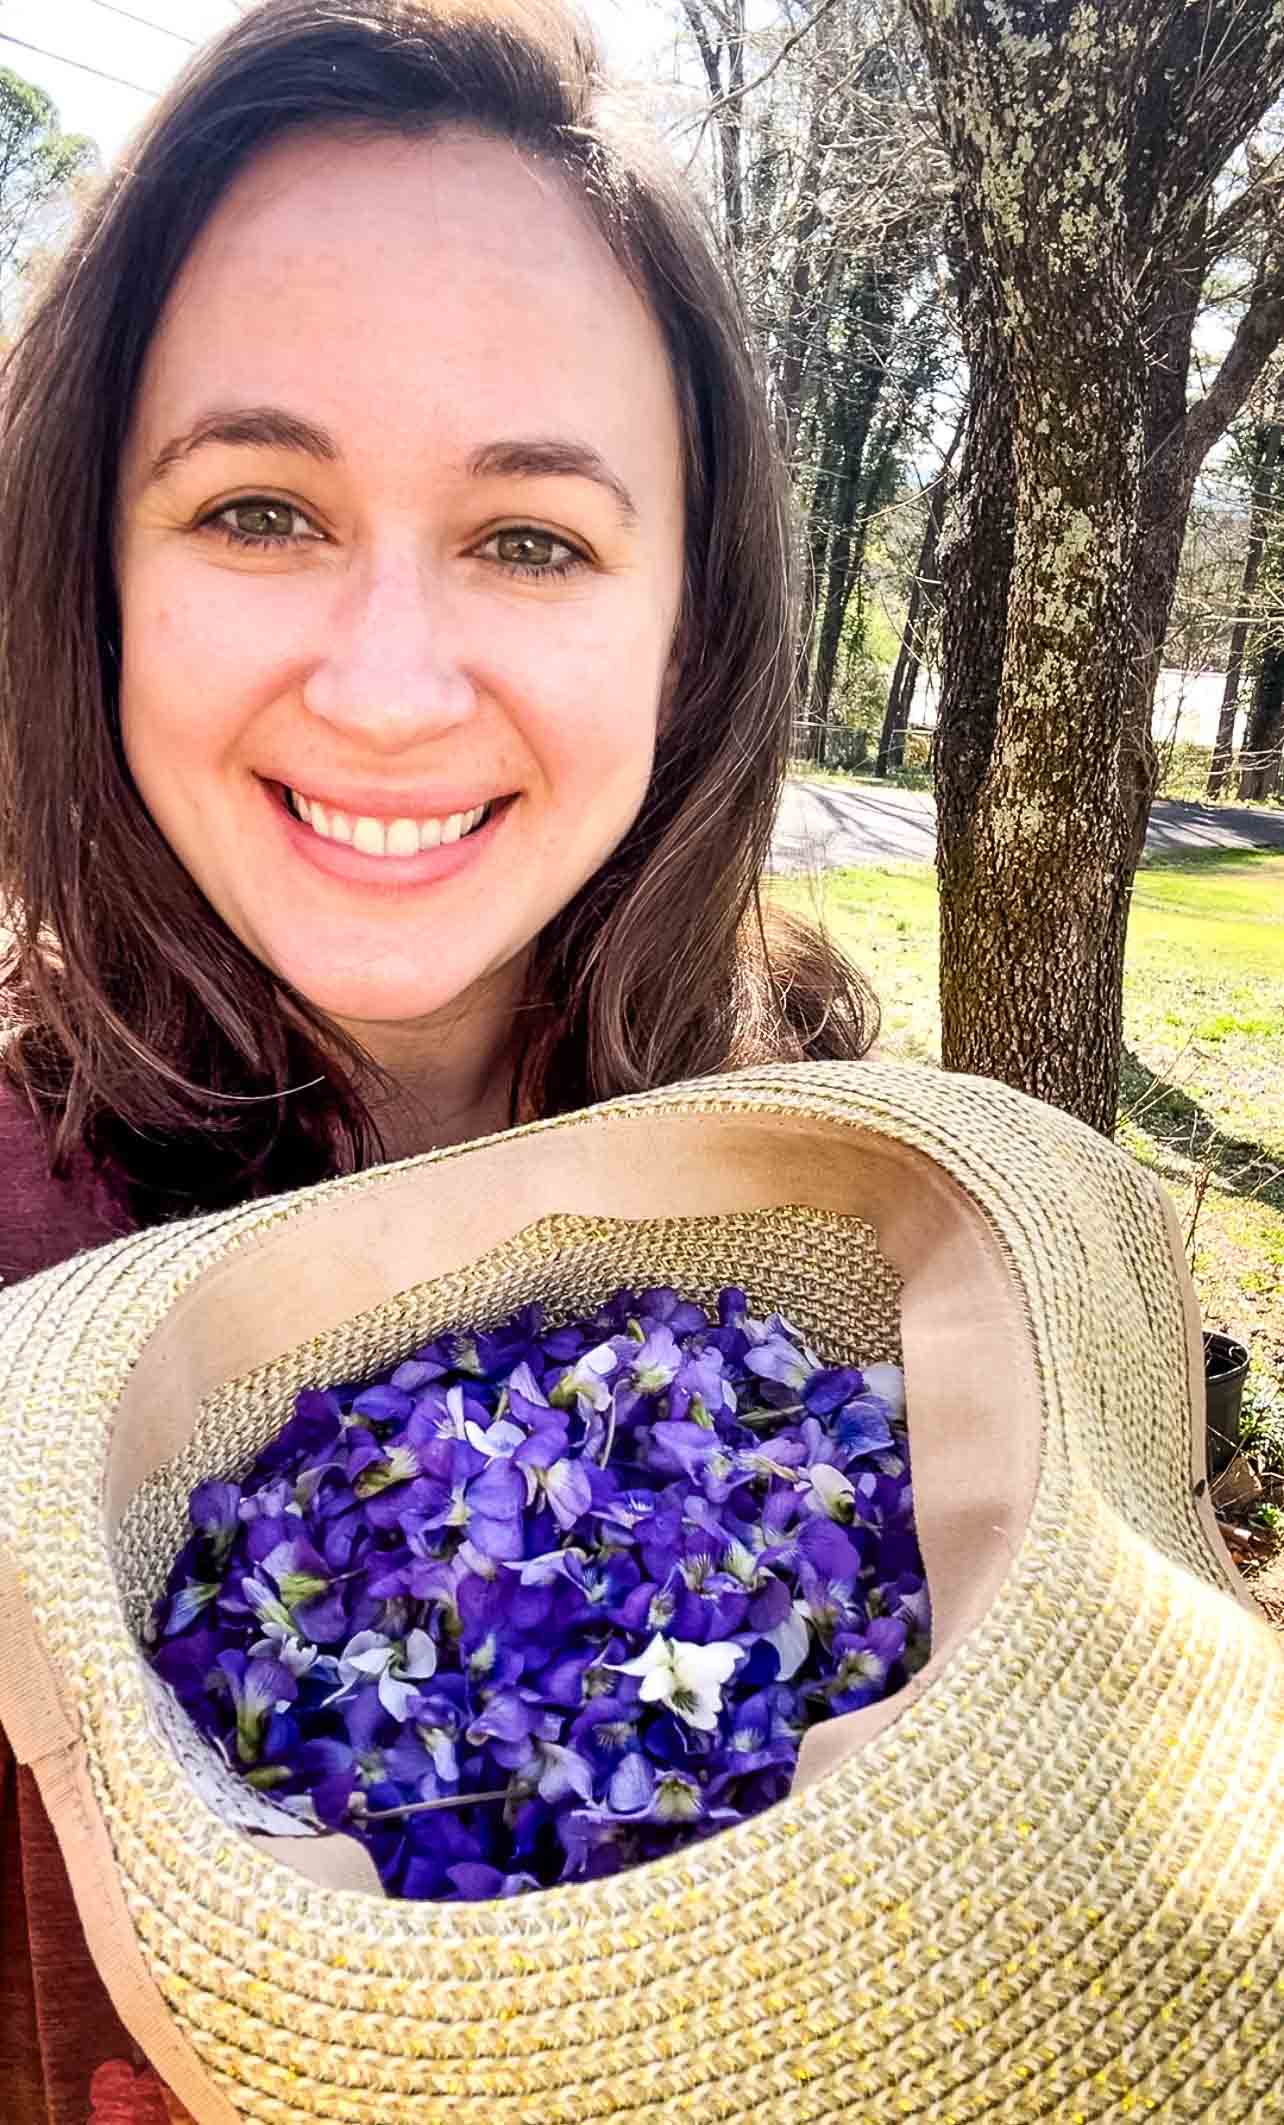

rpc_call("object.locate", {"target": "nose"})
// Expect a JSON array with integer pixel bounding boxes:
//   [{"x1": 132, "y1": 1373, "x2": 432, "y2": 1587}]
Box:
[{"x1": 301, "y1": 546, "x2": 476, "y2": 750}]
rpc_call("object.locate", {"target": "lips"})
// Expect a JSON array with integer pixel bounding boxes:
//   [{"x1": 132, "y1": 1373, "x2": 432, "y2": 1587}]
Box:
[{"x1": 270, "y1": 780, "x2": 516, "y2": 886}]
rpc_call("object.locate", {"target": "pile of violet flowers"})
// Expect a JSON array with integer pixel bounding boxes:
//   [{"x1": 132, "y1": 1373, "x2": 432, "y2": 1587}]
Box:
[{"x1": 148, "y1": 1285, "x2": 929, "y2": 1901}]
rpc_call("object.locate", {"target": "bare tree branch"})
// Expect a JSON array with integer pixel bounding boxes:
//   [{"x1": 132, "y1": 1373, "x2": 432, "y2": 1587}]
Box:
[
  {"x1": 1205, "y1": 152, "x2": 1284, "y2": 264},
  {"x1": 675, "y1": 0, "x2": 842, "y2": 128},
  {"x1": 678, "y1": 0, "x2": 724, "y2": 107},
  {"x1": 1183, "y1": 249, "x2": 1284, "y2": 476}
]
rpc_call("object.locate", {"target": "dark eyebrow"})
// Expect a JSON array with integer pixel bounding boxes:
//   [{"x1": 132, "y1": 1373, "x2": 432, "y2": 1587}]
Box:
[
  {"x1": 144, "y1": 412, "x2": 639, "y2": 526},
  {"x1": 145, "y1": 407, "x2": 340, "y2": 486},
  {"x1": 466, "y1": 438, "x2": 638, "y2": 526}
]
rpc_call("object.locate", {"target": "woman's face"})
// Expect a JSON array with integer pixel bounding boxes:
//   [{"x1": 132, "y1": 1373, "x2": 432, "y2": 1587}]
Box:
[{"x1": 116, "y1": 128, "x2": 685, "y2": 1040}]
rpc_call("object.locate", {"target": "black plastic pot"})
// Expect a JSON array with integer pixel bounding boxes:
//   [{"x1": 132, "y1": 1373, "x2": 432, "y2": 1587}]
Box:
[{"x1": 1205, "y1": 1330, "x2": 1251, "y2": 1475}]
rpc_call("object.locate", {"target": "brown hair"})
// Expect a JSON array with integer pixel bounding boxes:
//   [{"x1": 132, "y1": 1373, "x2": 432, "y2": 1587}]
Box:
[{"x1": 0, "y1": 0, "x2": 877, "y2": 1223}]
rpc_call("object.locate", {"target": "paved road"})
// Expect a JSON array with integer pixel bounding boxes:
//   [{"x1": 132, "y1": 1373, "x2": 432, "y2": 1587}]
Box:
[{"x1": 771, "y1": 779, "x2": 1284, "y2": 872}]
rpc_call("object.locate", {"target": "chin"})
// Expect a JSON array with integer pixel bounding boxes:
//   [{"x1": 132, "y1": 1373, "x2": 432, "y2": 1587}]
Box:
[{"x1": 270, "y1": 952, "x2": 519, "y2": 1036}]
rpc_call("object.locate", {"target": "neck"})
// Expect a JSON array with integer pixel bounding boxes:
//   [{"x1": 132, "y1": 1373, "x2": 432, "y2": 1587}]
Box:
[
  {"x1": 334, "y1": 962, "x2": 528, "y2": 1167},
  {"x1": 365, "y1": 1060, "x2": 516, "y2": 1166}
]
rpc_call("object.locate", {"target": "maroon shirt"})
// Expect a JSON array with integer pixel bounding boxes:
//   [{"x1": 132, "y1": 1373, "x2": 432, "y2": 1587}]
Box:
[{"x1": 0, "y1": 1082, "x2": 192, "y2": 2123}]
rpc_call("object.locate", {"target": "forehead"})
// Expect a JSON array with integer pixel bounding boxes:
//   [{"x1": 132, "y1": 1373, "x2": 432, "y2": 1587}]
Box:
[{"x1": 130, "y1": 125, "x2": 682, "y2": 489}]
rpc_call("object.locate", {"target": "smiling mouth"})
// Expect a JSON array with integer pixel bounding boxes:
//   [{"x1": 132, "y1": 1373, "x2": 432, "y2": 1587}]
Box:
[{"x1": 280, "y1": 786, "x2": 510, "y2": 858}]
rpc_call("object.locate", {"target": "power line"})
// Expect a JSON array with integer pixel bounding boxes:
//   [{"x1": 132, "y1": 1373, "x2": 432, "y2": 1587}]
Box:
[
  {"x1": 83, "y1": 0, "x2": 198, "y2": 46},
  {"x1": 0, "y1": 30, "x2": 162, "y2": 97}
]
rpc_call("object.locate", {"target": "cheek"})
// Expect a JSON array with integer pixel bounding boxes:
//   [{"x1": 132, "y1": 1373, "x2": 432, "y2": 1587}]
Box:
[
  {"x1": 118, "y1": 563, "x2": 276, "y2": 783},
  {"x1": 517, "y1": 601, "x2": 669, "y2": 800}
]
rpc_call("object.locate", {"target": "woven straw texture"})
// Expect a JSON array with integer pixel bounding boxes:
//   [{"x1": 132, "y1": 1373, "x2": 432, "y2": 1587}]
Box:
[{"x1": 1, "y1": 1058, "x2": 1282, "y2": 2124}]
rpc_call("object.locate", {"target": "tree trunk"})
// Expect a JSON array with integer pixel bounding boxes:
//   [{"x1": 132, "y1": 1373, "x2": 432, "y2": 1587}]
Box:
[
  {"x1": 809, "y1": 463, "x2": 863, "y2": 736},
  {"x1": 877, "y1": 580, "x2": 926, "y2": 778},
  {"x1": 720, "y1": 0, "x2": 746, "y2": 259},
  {"x1": 797, "y1": 453, "x2": 835, "y2": 762},
  {"x1": 678, "y1": 0, "x2": 745, "y2": 262},
  {"x1": 877, "y1": 410, "x2": 965, "y2": 777},
  {"x1": 773, "y1": 100, "x2": 830, "y2": 458},
  {"x1": 771, "y1": 4, "x2": 846, "y2": 461},
  {"x1": 1110, "y1": 230, "x2": 1211, "y2": 884},
  {"x1": 806, "y1": 270, "x2": 895, "y2": 739},
  {"x1": 1239, "y1": 637, "x2": 1284, "y2": 798},
  {"x1": 1209, "y1": 396, "x2": 1284, "y2": 795},
  {"x1": 1207, "y1": 439, "x2": 1275, "y2": 799},
  {"x1": 932, "y1": 240, "x2": 1147, "y2": 1136}
]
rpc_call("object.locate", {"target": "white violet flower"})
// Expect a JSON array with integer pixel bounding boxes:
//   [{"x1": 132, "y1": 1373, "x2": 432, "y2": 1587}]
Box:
[{"x1": 611, "y1": 1632, "x2": 745, "y2": 1731}]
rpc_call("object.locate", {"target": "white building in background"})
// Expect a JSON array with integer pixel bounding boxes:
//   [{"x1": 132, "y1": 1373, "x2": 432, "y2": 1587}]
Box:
[
  {"x1": 907, "y1": 668, "x2": 1237, "y2": 747},
  {"x1": 1149, "y1": 670, "x2": 1241, "y2": 748}
]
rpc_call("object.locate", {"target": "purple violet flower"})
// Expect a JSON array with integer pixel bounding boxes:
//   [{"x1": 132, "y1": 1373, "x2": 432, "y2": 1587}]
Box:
[
  {"x1": 148, "y1": 1285, "x2": 927, "y2": 1904},
  {"x1": 216, "y1": 1652, "x2": 297, "y2": 1765}
]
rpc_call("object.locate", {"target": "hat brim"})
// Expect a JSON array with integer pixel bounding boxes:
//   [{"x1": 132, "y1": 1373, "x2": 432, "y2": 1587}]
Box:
[{"x1": 0, "y1": 1060, "x2": 1279, "y2": 2122}]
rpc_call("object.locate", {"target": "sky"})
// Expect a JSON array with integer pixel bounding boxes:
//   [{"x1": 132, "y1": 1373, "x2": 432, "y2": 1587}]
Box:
[{"x1": 0, "y1": 0, "x2": 677, "y2": 167}]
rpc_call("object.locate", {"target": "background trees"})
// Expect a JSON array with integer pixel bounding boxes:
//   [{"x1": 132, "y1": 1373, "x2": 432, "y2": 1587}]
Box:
[
  {"x1": 0, "y1": 66, "x2": 95, "y2": 334},
  {"x1": 670, "y1": 0, "x2": 952, "y2": 762}
]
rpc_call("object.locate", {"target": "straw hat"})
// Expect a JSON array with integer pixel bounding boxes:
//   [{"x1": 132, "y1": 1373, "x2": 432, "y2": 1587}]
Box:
[{"x1": 0, "y1": 1058, "x2": 1280, "y2": 2124}]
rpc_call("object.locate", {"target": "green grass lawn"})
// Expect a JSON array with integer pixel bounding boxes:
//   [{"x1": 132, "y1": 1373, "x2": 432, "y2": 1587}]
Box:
[{"x1": 767, "y1": 850, "x2": 1284, "y2": 1394}]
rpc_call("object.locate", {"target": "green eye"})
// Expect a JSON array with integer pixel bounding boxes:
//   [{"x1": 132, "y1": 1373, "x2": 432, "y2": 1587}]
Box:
[
  {"x1": 482, "y1": 527, "x2": 585, "y2": 579},
  {"x1": 495, "y1": 529, "x2": 558, "y2": 567},
  {"x1": 226, "y1": 501, "x2": 299, "y2": 540},
  {"x1": 207, "y1": 498, "x2": 321, "y2": 548}
]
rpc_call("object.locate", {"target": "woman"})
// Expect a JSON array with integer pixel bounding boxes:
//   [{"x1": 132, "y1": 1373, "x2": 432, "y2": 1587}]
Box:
[{"x1": 0, "y1": 1, "x2": 878, "y2": 2115}]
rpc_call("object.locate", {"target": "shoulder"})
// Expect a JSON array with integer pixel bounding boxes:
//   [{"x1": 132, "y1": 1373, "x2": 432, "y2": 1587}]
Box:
[{"x1": 0, "y1": 1079, "x2": 134, "y2": 1288}]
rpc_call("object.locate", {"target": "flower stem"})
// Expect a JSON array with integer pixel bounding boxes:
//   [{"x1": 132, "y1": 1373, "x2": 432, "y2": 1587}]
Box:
[
  {"x1": 598, "y1": 1402, "x2": 617, "y2": 1468},
  {"x1": 738, "y1": 1402, "x2": 804, "y2": 1428},
  {"x1": 353, "y1": 1787, "x2": 510, "y2": 1823}
]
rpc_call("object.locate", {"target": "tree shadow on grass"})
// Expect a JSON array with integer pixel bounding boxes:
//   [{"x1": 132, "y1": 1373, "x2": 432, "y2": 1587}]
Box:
[{"x1": 1119, "y1": 1045, "x2": 1284, "y2": 1216}]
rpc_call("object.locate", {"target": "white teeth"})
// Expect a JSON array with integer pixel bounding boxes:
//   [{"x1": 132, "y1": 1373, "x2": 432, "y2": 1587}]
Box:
[
  {"x1": 351, "y1": 816, "x2": 386, "y2": 857},
  {"x1": 385, "y1": 818, "x2": 419, "y2": 858},
  {"x1": 287, "y1": 792, "x2": 491, "y2": 857}
]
